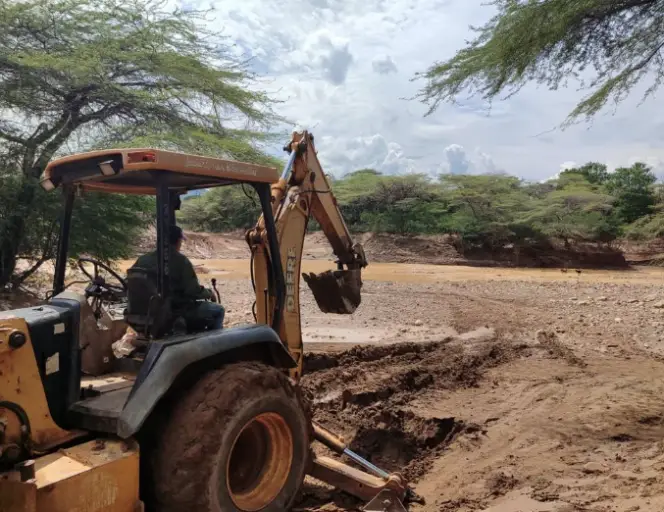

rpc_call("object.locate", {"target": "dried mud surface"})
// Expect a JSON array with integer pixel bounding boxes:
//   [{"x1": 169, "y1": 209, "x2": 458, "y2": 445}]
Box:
[
  {"x1": 296, "y1": 339, "x2": 518, "y2": 510},
  {"x1": 293, "y1": 332, "x2": 613, "y2": 511},
  {"x1": 285, "y1": 260, "x2": 664, "y2": 511},
  {"x1": 291, "y1": 326, "x2": 664, "y2": 511}
]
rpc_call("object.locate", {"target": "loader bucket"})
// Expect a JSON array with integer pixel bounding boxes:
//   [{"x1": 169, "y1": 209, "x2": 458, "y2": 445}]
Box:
[{"x1": 302, "y1": 268, "x2": 362, "y2": 314}]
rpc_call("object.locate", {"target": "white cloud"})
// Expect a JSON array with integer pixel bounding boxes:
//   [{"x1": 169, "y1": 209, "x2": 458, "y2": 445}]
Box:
[
  {"x1": 286, "y1": 30, "x2": 356, "y2": 85},
  {"x1": 372, "y1": 55, "x2": 398, "y2": 75},
  {"x1": 438, "y1": 144, "x2": 501, "y2": 175},
  {"x1": 317, "y1": 134, "x2": 417, "y2": 175},
  {"x1": 475, "y1": 150, "x2": 500, "y2": 174},
  {"x1": 560, "y1": 161, "x2": 578, "y2": 172},
  {"x1": 191, "y1": 0, "x2": 664, "y2": 181}
]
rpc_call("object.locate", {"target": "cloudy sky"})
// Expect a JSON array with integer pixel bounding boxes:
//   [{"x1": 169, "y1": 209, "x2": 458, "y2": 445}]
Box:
[{"x1": 187, "y1": 0, "x2": 664, "y2": 181}]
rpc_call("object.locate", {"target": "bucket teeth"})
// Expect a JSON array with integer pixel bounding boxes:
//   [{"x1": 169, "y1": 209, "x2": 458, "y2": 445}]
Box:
[{"x1": 303, "y1": 269, "x2": 362, "y2": 314}]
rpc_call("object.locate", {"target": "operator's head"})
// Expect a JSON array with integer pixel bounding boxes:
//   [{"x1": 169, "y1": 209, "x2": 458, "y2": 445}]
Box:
[{"x1": 170, "y1": 225, "x2": 186, "y2": 252}]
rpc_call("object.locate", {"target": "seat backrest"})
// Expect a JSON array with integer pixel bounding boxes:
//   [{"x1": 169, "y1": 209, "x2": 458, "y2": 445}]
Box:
[{"x1": 125, "y1": 266, "x2": 171, "y2": 338}]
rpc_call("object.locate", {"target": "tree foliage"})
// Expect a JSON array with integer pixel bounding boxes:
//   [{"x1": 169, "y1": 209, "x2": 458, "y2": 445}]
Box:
[
  {"x1": 623, "y1": 209, "x2": 664, "y2": 240},
  {"x1": 415, "y1": 0, "x2": 664, "y2": 124},
  {"x1": 524, "y1": 172, "x2": 617, "y2": 246},
  {"x1": 340, "y1": 174, "x2": 445, "y2": 234},
  {"x1": 1, "y1": 167, "x2": 153, "y2": 286},
  {"x1": 604, "y1": 162, "x2": 656, "y2": 223},
  {"x1": 178, "y1": 185, "x2": 261, "y2": 232},
  {"x1": 0, "y1": 0, "x2": 278, "y2": 286},
  {"x1": 179, "y1": 161, "x2": 663, "y2": 252}
]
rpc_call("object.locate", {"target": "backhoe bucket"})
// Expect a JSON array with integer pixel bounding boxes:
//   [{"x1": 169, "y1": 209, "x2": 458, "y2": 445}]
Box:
[{"x1": 302, "y1": 268, "x2": 362, "y2": 314}]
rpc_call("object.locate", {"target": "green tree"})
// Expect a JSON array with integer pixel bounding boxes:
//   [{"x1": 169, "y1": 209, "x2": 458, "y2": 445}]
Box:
[
  {"x1": 604, "y1": 162, "x2": 657, "y2": 223},
  {"x1": 177, "y1": 160, "x2": 664, "y2": 253},
  {"x1": 0, "y1": 145, "x2": 154, "y2": 287},
  {"x1": 15, "y1": 188, "x2": 153, "y2": 286},
  {"x1": 0, "y1": 0, "x2": 277, "y2": 287},
  {"x1": 522, "y1": 174, "x2": 618, "y2": 246},
  {"x1": 561, "y1": 162, "x2": 609, "y2": 186},
  {"x1": 624, "y1": 209, "x2": 664, "y2": 240},
  {"x1": 415, "y1": 0, "x2": 664, "y2": 124},
  {"x1": 178, "y1": 185, "x2": 261, "y2": 232},
  {"x1": 438, "y1": 174, "x2": 537, "y2": 250},
  {"x1": 334, "y1": 169, "x2": 385, "y2": 202},
  {"x1": 355, "y1": 175, "x2": 447, "y2": 234}
]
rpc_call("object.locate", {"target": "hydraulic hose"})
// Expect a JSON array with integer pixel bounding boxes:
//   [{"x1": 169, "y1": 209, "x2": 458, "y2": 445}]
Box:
[{"x1": 0, "y1": 401, "x2": 32, "y2": 455}]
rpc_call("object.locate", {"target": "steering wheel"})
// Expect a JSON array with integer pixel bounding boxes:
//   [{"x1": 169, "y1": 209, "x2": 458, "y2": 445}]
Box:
[{"x1": 77, "y1": 257, "x2": 127, "y2": 305}]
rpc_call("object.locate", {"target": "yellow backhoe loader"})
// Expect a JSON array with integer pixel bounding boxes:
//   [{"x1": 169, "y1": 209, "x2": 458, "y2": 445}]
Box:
[{"x1": 0, "y1": 131, "x2": 412, "y2": 512}]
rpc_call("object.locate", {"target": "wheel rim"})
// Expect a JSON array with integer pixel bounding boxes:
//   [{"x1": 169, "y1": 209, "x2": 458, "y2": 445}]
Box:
[{"x1": 226, "y1": 412, "x2": 294, "y2": 511}]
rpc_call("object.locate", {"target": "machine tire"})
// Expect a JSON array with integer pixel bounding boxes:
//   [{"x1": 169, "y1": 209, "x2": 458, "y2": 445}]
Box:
[{"x1": 149, "y1": 361, "x2": 311, "y2": 512}]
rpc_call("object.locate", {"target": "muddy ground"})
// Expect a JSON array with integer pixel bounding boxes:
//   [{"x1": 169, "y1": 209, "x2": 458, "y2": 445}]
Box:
[
  {"x1": 7, "y1": 232, "x2": 664, "y2": 511},
  {"x1": 149, "y1": 254, "x2": 664, "y2": 512}
]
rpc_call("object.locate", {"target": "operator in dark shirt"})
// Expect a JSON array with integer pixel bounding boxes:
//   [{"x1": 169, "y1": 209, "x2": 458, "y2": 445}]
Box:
[{"x1": 131, "y1": 225, "x2": 224, "y2": 331}]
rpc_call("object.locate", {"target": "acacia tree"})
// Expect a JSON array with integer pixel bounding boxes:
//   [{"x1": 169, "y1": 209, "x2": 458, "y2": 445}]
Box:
[
  {"x1": 355, "y1": 176, "x2": 445, "y2": 234},
  {"x1": 415, "y1": 0, "x2": 664, "y2": 123},
  {"x1": 438, "y1": 174, "x2": 535, "y2": 250},
  {"x1": 604, "y1": 162, "x2": 657, "y2": 223},
  {"x1": 0, "y1": 0, "x2": 279, "y2": 287},
  {"x1": 179, "y1": 185, "x2": 261, "y2": 233},
  {"x1": 522, "y1": 173, "x2": 618, "y2": 246},
  {"x1": 563, "y1": 162, "x2": 610, "y2": 185}
]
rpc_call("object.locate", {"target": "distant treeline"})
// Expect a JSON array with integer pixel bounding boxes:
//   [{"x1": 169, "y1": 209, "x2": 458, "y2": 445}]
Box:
[{"x1": 178, "y1": 162, "x2": 664, "y2": 252}]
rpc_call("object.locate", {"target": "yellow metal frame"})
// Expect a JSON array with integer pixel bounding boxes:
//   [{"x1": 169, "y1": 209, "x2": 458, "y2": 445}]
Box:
[
  {"x1": 41, "y1": 148, "x2": 280, "y2": 194},
  {"x1": 0, "y1": 438, "x2": 141, "y2": 512},
  {"x1": 0, "y1": 316, "x2": 84, "y2": 451},
  {"x1": 248, "y1": 131, "x2": 366, "y2": 380}
]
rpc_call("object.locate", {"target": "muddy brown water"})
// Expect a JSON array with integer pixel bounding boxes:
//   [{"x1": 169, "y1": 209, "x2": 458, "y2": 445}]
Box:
[{"x1": 117, "y1": 258, "x2": 664, "y2": 285}]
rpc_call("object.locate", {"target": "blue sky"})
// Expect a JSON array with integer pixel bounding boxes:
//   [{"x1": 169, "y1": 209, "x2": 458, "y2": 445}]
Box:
[{"x1": 188, "y1": 0, "x2": 664, "y2": 181}]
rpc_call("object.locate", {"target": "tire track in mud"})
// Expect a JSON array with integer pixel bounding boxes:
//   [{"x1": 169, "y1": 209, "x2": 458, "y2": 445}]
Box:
[{"x1": 296, "y1": 336, "x2": 555, "y2": 510}]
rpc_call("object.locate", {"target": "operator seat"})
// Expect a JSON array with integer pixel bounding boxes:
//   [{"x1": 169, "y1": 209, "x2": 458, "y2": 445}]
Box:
[{"x1": 124, "y1": 267, "x2": 172, "y2": 340}]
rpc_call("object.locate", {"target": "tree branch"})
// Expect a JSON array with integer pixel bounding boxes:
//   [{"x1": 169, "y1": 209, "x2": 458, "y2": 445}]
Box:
[
  {"x1": 0, "y1": 56, "x2": 65, "y2": 99},
  {"x1": 79, "y1": 103, "x2": 127, "y2": 123},
  {"x1": 116, "y1": 80, "x2": 166, "y2": 88},
  {"x1": 629, "y1": 38, "x2": 664, "y2": 74},
  {"x1": 9, "y1": 256, "x2": 49, "y2": 288},
  {"x1": 0, "y1": 127, "x2": 27, "y2": 145},
  {"x1": 32, "y1": 111, "x2": 72, "y2": 146},
  {"x1": 33, "y1": 118, "x2": 79, "y2": 172}
]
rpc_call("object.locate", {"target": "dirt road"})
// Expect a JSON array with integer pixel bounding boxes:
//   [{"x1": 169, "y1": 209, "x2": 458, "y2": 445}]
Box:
[{"x1": 120, "y1": 257, "x2": 664, "y2": 511}]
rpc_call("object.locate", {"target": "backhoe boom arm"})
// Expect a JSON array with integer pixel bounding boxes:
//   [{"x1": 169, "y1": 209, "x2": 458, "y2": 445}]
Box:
[
  {"x1": 247, "y1": 130, "x2": 367, "y2": 380},
  {"x1": 303, "y1": 145, "x2": 367, "y2": 270},
  {"x1": 246, "y1": 131, "x2": 409, "y2": 512}
]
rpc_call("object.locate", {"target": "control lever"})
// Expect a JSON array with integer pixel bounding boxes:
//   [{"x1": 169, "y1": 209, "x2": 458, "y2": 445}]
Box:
[{"x1": 210, "y1": 278, "x2": 221, "y2": 303}]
